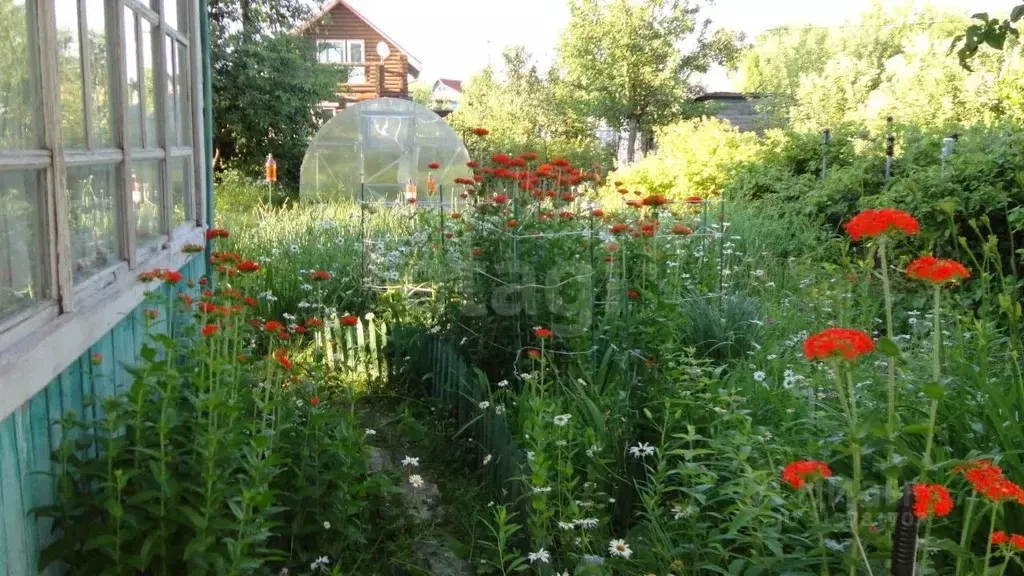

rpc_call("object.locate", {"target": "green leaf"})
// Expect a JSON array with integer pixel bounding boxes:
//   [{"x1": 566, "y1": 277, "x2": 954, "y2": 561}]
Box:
[
  {"x1": 924, "y1": 382, "x2": 945, "y2": 401},
  {"x1": 875, "y1": 337, "x2": 901, "y2": 358}
]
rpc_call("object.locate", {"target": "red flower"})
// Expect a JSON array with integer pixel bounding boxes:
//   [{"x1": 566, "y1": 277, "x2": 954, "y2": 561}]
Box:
[
  {"x1": 467, "y1": 160, "x2": 479, "y2": 168},
  {"x1": 803, "y1": 328, "x2": 874, "y2": 361},
  {"x1": 472, "y1": 127, "x2": 490, "y2": 136},
  {"x1": 506, "y1": 219, "x2": 519, "y2": 228},
  {"x1": 91, "y1": 352, "x2": 102, "y2": 366},
  {"x1": 642, "y1": 195, "x2": 668, "y2": 207},
  {"x1": 163, "y1": 270, "x2": 183, "y2": 285},
  {"x1": 306, "y1": 318, "x2": 324, "y2": 328},
  {"x1": 311, "y1": 270, "x2": 332, "y2": 282},
  {"x1": 179, "y1": 293, "x2": 194, "y2": 308},
  {"x1": 844, "y1": 208, "x2": 920, "y2": 241},
  {"x1": 993, "y1": 531, "x2": 1010, "y2": 546},
  {"x1": 341, "y1": 314, "x2": 359, "y2": 326},
  {"x1": 491, "y1": 153, "x2": 512, "y2": 165},
  {"x1": 521, "y1": 152, "x2": 538, "y2": 161},
  {"x1": 617, "y1": 188, "x2": 629, "y2": 195},
  {"x1": 144, "y1": 309, "x2": 159, "y2": 320},
  {"x1": 237, "y1": 260, "x2": 261, "y2": 273},
  {"x1": 526, "y1": 348, "x2": 541, "y2": 358},
  {"x1": 671, "y1": 224, "x2": 693, "y2": 235},
  {"x1": 906, "y1": 256, "x2": 970, "y2": 284},
  {"x1": 559, "y1": 211, "x2": 575, "y2": 219},
  {"x1": 407, "y1": 197, "x2": 417, "y2": 205},
  {"x1": 625, "y1": 199, "x2": 642, "y2": 208},
  {"x1": 606, "y1": 243, "x2": 619, "y2": 252},
  {"x1": 782, "y1": 460, "x2": 833, "y2": 489},
  {"x1": 1012, "y1": 534, "x2": 1024, "y2": 551},
  {"x1": 274, "y1": 349, "x2": 292, "y2": 371},
  {"x1": 534, "y1": 327, "x2": 552, "y2": 339},
  {"x1": 912, "y1": 483, "x2": 954, "y2": 519},
  {"x1": 264, "y1": 320, "x2": 284, "y2": 332},
  {"x1": 311, "y1": 396, "x2": 320, "y2": 406},
  {"x1": 244, "y1": 296, "x2": 258, "y2": 307},
  {"x1": 685, "y1": 196, "x2": 705, "y2": 204},
  {"x1": 201, "y1": 324, "x2": 219, "y2": 337},
  {"x1": 639, "y1": 222, "x2": 657, "y2": 237},
  {"x1": 957, "y1": 460, "x2": 1024, "y2": 504},
  {"x1": 561, "y1": 192, "x2": 575, "y2": 202},
  {"x1": 206, "y1": 228, "x2": 230, "y2": 240},
  {"x1": 627, "y1": 290, "x2": 639, "y2": 300},
  {"x1": 182, "y1": 243, "x2": 204, "y2": 254},
  {"x1": 492, "y1": 194, "x2": 509, "y2": 204},
  {"x1": 198, "y1": 302, "x2": 217, "y2": 314},
  {"x1": 450, "y1": 211, "x2": 462, "y2": 219},
  {"x1": 427, "y1": 162, "x2": 440, "y2": 170},
  {"x1": 592, "y1": 209, "x2": 605, "y2": 218},
  {"x1": 610, "y1": 223, "x2": 631, "y2": 235}
]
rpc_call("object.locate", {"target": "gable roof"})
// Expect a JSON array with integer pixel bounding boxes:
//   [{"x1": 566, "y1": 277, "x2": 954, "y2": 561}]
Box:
[
  {"x1": 435, "y1": 78, "x2": 463, "y2": 93},
  {"x1": 294, "y1": 0, "x2": 422, "y2": 76}
]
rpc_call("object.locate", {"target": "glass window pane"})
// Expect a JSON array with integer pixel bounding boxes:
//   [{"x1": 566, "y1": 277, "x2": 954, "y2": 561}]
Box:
[
  {"x1": 170, "y1": 156, "x2": 191, "y2": 227},
  {"x1": 0, "y1": 171, "x2": 45, "y2": 323},
  {"x1": 176, "y1": 42, "x2": 191, "y2": 146},
  {"x1": 165, "y1": 0, "x2": 188, "y2": 36},
  {"x1": 348, "y1": 41, "x2": 363, "y2": 64},
  {"x1": 141, "y1": 19, "x2": 157, "y2": 148},
  {"x1": 124, "y1": 8, "x2": 142, "y2": 148},
  {"x1": 56, "y1": 3, "x2": 85, "y2": 148},
  {"x1": 164, "y1": 35, "x2": 177, "y2": 146},
  {"x1": 132, "y1": 160, "x2": 163, "y2": 249},
  {"x1": 87, "y1": 0, "x2": 114, "y2": 147},
  {"x1": 67, "y1": 164, "x2": 119, "y2": 283},
  {"x1": 0, "y1": 0, "x2": 41, "y2": 149}
]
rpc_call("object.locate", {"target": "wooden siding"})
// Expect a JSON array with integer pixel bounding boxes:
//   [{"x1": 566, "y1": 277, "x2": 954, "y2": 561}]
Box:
[
  {"x1": 0, "y1": 256, "x2": 205, "y2": 575},
  {"x1": 302, "y1": 2, "x2": 412, "y2": 102}
]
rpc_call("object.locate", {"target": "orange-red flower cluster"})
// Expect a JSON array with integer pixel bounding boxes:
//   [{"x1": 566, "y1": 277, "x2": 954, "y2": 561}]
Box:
[
  {"x1": 991, "y1": 531, "x2": 1024, "y2": 550},
  {"x1": 138, "y1": 268, "x2": 184, "y2": 285},
  {"x1": 311, "y1": 270, "x2": 332, "y2": 282},
  {"x1": 206, "y1": 228, "x2": 230, "y2": 240},
  {"x1": 472, "y1": 127, "x2": 490, "y2": 136},
  {"x1": 526, "y1": 348, "x2": 541, "y2": 358},
  {"x1": 906, "y1": 256, "x2": 970, "y2": 284},
  {"x1": 642, "y1": 194, "x2": 668, "y2": 207},
  {"x1": 671, "y1": 224, "x2": 693, "y2": 235},
  {"x1": 341, "y1": 314, "x2": 359, "y2": 326},
  {"x1": 610, "y1": 224, "x2": 631, "y2": 235},
  {"x1": 782, "y1": 460, "x2": 832, "y2": 489},
  {"x1": 957, "y1": 460, "x2": 1024, "y2": 504},
  {"x1": 803, "y1": 328, "x2": 874, "y2": 361},
  {"x1": 237, "y1": 260, "x2": 261, "y2": 273},
  {"x1": 534, "y1": 327, "x2": 552, "y2": 339},
  {"x1": 843, "y1": 208, "x2": 919, "y2": 241},
  {"x1": 427, "y1": 162, "x2": 440, "y2": 170},
  {"x1": 201, "y1": 324, "x2": 219, "y2": 338},
  {"x1": 912, "y1": 483, "x2": 954, "y2": 519},
  {"x1": 274, "y1": 349, "x2": 292, "y2": 371},
  {"x1": 182, "y1": 243, "x2": 204, "y2": 254}
]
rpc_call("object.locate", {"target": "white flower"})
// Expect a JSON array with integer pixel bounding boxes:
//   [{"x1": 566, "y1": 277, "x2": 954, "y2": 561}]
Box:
[
  {"x1": 753, "y1": 371, "x2": 766, "y2": 383},
  {"x1": 553, "y1": 414, "x2": 572, "y2": 427},
  {"x1": 402, "y1": 456, "x2": 420, "y2": 467},
  {"x1": 628, "y1": 442, "x2": 656, "y2": 459},
  {"x1": 364, "y1": 428, "x2": 377, "y2": 436},
  {"x1": 479, "y1": 401, "x2": 491, "y2": 410},
  {"x1": 309, "y1": 555, "x2": 330, "y2": 571},
  {"x1": 271, "y1": 248, "x2": 280, "y2": 256},
  {"x1": 301, "y1": 283, "x2": 313, "y2": 291},
  {"x1": 496, "y1": 379, "x2": 509, "y2": 388},
  {"x1": 608, "y1": 539, "x2": 632, "y2": 559},
  {"x1": 577, "y1": 378, "x2": 588, "y2": 387},
  {"x1": 459, "y1": 337, "x2": 468, "y2": 345},
  {"x1": 556, "y1": 440, "x2": 568, "y2": 447},
  {"x1": 289, "y1": 245, "x2": 299, "y2": 253},
  {"x1": 527, "y1": 548, "x2": 551, "y2": 564},
  {"x1": 532, "y1": 486, "x2": 552, "y2": 494},
  {"x1": 576, "y1": 517, "x2": 599, "y2": 529},
  {"x1": 558, "y1": 520, "x2": 576, "y2": 530},
  {"x1": 409, "y1": 474, "x2": 425, "y2": 488},
  {"x1": 428, "y1": 325, "x2": 441, "y2": 334},
  {"x1": 482, "y1": 454, "x2": 492, "y2": 465},
  {"x1": 364, "y1": 311, "x2": 375, "y2": 320},
  {"x1": 672, "y1": 504, "x2": 695, "y2": 520},
  {"x1": 323, "y1": 521, "x2": 331, "y2": 529},
  {"x1": 494, "y1": 405, "x2": 505, "y2": 415},
  {"x1": 608, "y1": 497, "x2": 616, "y2": 503},
  {"x1": 526, "y1": 451, "x2": 535, "y2": 461}
]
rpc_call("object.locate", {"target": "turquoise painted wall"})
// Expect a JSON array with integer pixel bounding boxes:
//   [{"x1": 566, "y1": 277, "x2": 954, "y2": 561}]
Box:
[{"x1": 0, "y1": 256, "x2": 206, "y2": 576}]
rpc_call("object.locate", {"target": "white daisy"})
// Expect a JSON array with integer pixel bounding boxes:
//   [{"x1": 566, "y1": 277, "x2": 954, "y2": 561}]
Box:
[
  {"x1": 496, "y1": 379, "x2": 509, "y2": 388},
  {"x1": 527, "y1": 548, "x2": 551, "y2": 564},
  {"x1": 558, "y1": 520, "x2": 576, "y2": 530},
  {"x1": 608, "y1": 539, "x2": 632, "y2": 559},
  {"x1": 364, "y1": 428, "x2": 376, "y2": 436},
  {"x1": 408, "y1": 474, "x2": 424, "y2": 488},
  {"x1": 628, "y1": 442, "x2": 656, "y2": 459},
  {"x1": 494, "y1": 405, "x2": 505, "y2": 415},
  {"x1": 482, "y1": 454, "x2": 492, "y2": 465},
  {"x1": 479, "y1": 400, "x2": 490, "y2": 410},
  {"x1": 553, "y1": 414, "x2": 572, "y2": 426},
  {"x1": 576, "y1": 517, "x2": 599, "y2": 529},
  {"x1": 323, "y1": 521, "x2": 331, "y2": 529},
  {"x1": 401, "y1": 456, "x2": 420, "y2": 467},
  {"x1": 753, "y1": 371, "x2": 766, "y2": 383}
]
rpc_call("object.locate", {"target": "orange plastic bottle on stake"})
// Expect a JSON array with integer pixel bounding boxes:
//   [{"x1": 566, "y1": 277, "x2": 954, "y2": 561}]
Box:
[
  {"x1": 405, "y1": 178, "x2": 418, "y2": 204},
  {"x1": 427, "y1": 172, "x2": 437, "y2": 195},
  {"x1": 265, "y1": 154, "x2": 277, "y2": 183}
]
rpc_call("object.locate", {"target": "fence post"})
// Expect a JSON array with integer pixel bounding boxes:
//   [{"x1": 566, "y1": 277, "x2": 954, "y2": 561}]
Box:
[{"x1": 820, "y1": 128, "x2": 831, "y2": 180}]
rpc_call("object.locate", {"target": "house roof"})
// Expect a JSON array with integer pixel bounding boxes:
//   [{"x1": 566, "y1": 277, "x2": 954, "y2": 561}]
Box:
[
  {"x1": 435, "y1": 78, "x2": 463, "y2": 93},
  {"x1": 694, "y1": 91, "x2": 764, "y2": 102},
  {"x1": 294, "y1": 0, "x2": 422, "y2": 77}
]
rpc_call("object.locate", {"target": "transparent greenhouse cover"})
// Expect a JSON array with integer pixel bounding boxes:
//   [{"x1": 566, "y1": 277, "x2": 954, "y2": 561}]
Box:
[{"x1": 299, "y1": 98, "x2": 473, "y2": 204}]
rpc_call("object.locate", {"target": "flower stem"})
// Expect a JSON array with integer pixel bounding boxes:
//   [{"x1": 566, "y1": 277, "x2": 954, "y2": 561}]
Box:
[
  {"x1": 878, "y1": 238, "x2": 898, "y2": 500},
  {"x1": 984, "y1": 503, "x2": 999, "y2": 575},
  {"x1": 956, "y1": 496, "x2": 977, "y2": 576},
  {"x1": 923, "y1": 285, "x2": 942, "y2": 472}
]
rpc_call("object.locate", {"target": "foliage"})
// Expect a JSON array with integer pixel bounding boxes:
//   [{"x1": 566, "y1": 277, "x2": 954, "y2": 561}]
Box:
[
  {"x1": 37, "y1": 253, "x2": 407, "y2": 574},
  {"x1": 558, "y1": 0, "x2": 742, "y2": 161},
  {"x1": 409, "y1": 81, "x2": 435, "y2": 109},
  {"x1": 213, "y1": 34, "x2": 343, "y2": 191},
  {"x1": 950, "y1": 5, "x2": 1024, "y2": 68}
]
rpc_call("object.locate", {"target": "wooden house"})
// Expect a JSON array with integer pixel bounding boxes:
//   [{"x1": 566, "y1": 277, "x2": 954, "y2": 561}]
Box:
[
  {"x1": 0, "y1": 0, "x2": 214, "y2": 572},
  {"x1": 296, "y1": 0, "x2": 423, "y2": 113}
]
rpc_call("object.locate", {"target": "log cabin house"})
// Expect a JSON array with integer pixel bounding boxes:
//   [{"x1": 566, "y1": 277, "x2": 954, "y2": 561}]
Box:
[{"x1": 296, "y1": 0, "x2": 423, "y2": 113}]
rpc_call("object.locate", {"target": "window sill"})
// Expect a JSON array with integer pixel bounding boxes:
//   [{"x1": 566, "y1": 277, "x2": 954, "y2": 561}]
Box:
[{"x1": 0, "y1": 226, "x2": 207, "y2": 421}]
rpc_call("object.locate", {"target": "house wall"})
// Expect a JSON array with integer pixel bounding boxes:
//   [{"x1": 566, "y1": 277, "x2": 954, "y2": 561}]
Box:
[
  {"x1": 302, "y1": 3, "x2": 411, "y2": 102},
  {"x1": 0, "y1": 256, "x2": 206, "y2": 575},
  {"x1": 705, "y1": 98, "x2": 762, "y2": 133}
]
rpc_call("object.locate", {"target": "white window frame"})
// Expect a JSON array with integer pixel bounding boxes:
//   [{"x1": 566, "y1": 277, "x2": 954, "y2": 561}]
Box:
[
  {"x1": 318, "y1": 39, "x2": 366, "y2": 84},
  {"x1": 0, "y1": 0, "x2": 209, "y2": 421}
]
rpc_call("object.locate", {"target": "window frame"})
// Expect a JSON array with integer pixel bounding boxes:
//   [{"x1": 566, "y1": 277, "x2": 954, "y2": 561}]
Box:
[
  {"x1": 0, "y1": 0, "x2": 208, "y2": 417},
  {"x1": 318, "y1": 39, "x2": 367, "y2": 84}
]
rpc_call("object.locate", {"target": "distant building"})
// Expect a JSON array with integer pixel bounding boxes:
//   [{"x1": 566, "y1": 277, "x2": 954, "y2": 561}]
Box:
[
  {"x1": 432, "y1": 79, "x2": 463, "y2": 111},
  {"x1": 693, "y1": 92, "x2": 765, "y2": 133},
  {"x1": 295, "y1": 0, "x2": 423, "y2": 113}
]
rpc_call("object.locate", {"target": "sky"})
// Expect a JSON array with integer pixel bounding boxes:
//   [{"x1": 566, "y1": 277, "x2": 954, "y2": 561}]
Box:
[{"x1": 338, "y1": 0, "x2": 1017, "y2": 90}]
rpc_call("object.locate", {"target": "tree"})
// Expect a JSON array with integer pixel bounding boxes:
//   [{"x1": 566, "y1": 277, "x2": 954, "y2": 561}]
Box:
[
  {"x1": 410, "y1": 82, "x2": 435, "y2": 109},
  {"x1": 208, "y1": 0, "x2": 342, "y2": 189},
  {"x1": 557, "y1": 0, "x2": 741, "y2": 163},
  {"x1": 950, "y1": 5, "x2": 1023, "y2": 69}
]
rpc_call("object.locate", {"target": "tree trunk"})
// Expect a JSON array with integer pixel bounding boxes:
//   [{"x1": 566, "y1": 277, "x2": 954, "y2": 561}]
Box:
[{"x1": 625, "y1": 117, "x2": 638, "y2": 164}]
